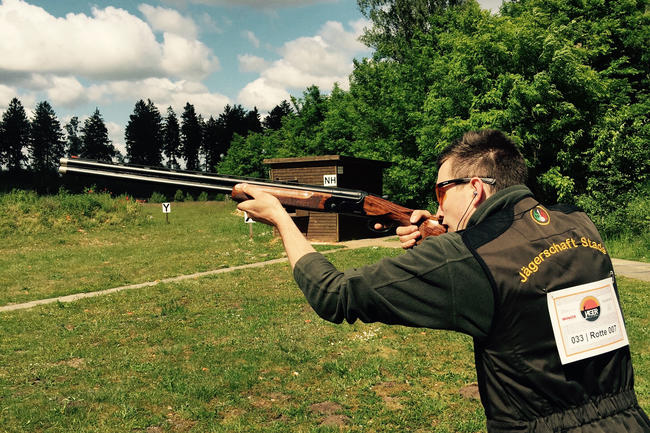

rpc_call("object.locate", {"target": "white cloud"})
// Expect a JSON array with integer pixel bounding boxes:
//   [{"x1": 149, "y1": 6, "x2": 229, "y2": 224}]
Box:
[
  {"x1": 477, "y1": 0, "x2": 504, "y2": 12},
  {"x1": 88, "y1": 78, "x2": 232, "y2": 119},
  {"x1": 106, "y1": 121, "x2": 126, "y2": 156},
  {"x1": 242, "y1": 30, "x2": 260, "y2": 48},
  {"x1": 46, "y1": 76, "x2": 87, "y2": 108},
  {"x1": 138, "y1": 3, "x2": 198, "y2": 39},
  {"x1": 0, "y1": 84, "x2": 18, "y2": 108},
  {"x1": 162, "y1": 0, "x2": 336, "y2": 8},
  {"x1": 238, "y1": 78, "x2": 291, "y2": 110},
  {"x1": 0, "y1": 84, "x2": 36, "y2": 112},
  {"x1": 0, "y1": 0, "x2": 218, "y2": 81},
  {"x1": 238, "y1": 54, "x2": 270, "y2": 73},
  {"x1": 237, "y1": 18, "x2": 370, "y2": 111},
  {"x1": 161, "y1": 33, "x2": 220, "y2": 80}
]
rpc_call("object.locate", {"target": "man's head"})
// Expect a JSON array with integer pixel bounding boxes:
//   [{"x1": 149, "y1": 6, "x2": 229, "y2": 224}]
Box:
[{"x1": 434, "y1": 129, "x2": 527, "y2": 231}]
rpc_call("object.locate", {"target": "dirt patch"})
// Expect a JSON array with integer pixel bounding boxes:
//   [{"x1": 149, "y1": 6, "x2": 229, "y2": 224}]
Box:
[
  {"x1": 459, "y1": 383, "x2": 480, "y2": 400},
  {"x1": 372, "y1": 381, "x2": 409, "y2": 396},
  {"x1": 248, "y1": 392, "x2": 290, "y2": 409},
  {"x1": 167, "y1": 416, "x2": 196, "y2": 432},
  {"x1": 310, "y1": 401, "x2": 343, "y2": 415},
  {"x1": 372, "y1": 381, "x2": 409, "y2": 410},
  {"x1": 56, "y1": 357, "x2": 85, "y2": 369},
  {"x1": 320, "y1": 414, "x2": 350, "y2": 427},
  {"x1": 221, "y1": 408, "x2": 245, "y2": 422},
  {"x1": 376, "y1": 346, "x2": 399, "y2": 359}
]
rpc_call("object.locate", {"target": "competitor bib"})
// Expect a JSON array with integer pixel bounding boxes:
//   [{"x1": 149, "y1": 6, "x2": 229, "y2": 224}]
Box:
[{"x1": 547, "y1": 277, "x2": 629, "y2": 364}]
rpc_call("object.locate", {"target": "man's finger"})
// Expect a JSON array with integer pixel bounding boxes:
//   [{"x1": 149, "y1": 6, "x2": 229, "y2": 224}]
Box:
[
  {"x1": 396, "y1": 225, "x2": 418, "y2": 236},
  {"x1": 400, "y1": 238, "x2": 417, "y2": 249},
  {"x1": 409, "y1": 210, "x2": 432, "y2": 225}
]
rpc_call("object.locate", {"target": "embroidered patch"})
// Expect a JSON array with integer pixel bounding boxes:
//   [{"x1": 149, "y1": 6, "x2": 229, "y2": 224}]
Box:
[{"x1": 531, "y1": 206, "x2": 550, "y2": 225}]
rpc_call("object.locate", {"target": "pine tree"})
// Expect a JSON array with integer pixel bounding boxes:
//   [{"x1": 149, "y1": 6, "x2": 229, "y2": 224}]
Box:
[
  {"x1": 125, "y1": 99, "x2": 163, "y2": 166},
  {"x1": 214, "y1": 104, "x2": 252, "y2": 161},
  {"x1": 162, "y1": 107, "x2": 181, "y2": 169},
  {"x1": 202, "y1": 116, "x2": 220, "y2": 171},
  {"x1": 263, "y1": 100, "x2": 293, "y2": 130},
  {"x1": 29, "y1": 101, "x2": 64, "y2": 172},
  {"x1": 80, "y1": 108, "x2": 116, "y2": 161},
  {"x1": 180, "y1": 103, "x2": 202, "y2": 170},
  {"x1": 1, "y1": 97, "x2": 31, "y2": 170}
]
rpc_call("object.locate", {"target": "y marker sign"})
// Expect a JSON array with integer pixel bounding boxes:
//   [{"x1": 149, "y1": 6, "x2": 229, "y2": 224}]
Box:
[{"x1": 162, "y1": 202, "x2": 171, "y2": 223}]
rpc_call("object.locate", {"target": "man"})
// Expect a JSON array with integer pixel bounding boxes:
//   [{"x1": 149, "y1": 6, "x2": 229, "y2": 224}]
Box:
[{"x1": 237, "y1": 129, "x2": 649, "y2": 432}]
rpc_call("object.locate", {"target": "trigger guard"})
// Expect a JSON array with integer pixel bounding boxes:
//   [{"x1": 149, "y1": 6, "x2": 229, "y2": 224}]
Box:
[{"x1": 368, "y1": 219, "x2": 394, "y2": 234}]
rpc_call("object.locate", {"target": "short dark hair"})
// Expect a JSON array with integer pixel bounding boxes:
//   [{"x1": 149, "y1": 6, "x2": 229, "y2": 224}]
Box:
[{"x1": 437, "y1": 129, "x2": 527, "y2": 192}]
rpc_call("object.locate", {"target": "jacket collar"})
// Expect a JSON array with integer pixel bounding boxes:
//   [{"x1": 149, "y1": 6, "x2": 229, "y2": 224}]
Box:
[{"x1": 467, "y1": 184, "x2": 533, "y2": 228}]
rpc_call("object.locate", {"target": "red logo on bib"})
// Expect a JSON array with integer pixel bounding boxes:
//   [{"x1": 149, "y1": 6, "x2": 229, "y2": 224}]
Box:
[{"x1": 580, "y1": 296, "x2": 601, "y2": 322}]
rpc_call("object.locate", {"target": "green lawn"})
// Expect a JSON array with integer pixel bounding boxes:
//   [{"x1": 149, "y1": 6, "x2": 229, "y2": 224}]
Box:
[
  {"x1": 1, "y1": 198, "x2": 648, "y2": 432},
  {"x1": 0, "y1": 201, "x2": 289, "y2": 306}
]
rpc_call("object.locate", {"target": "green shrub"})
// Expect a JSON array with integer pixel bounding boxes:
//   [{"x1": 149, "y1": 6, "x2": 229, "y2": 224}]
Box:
[
  {"x1": 184, "y1": 192, "x2": 194, "y2": 202},
  {"x1": 173, "y1": 189, "x2": 184, "y2": 202},
  {"x1": 149, "y1": 191, "x2": 167, "y2": 203},
  {"x1": 197, "y1": 191, "x2": 208, "y2": 201},
  {"x1": 577, "y1": 181, "x2": 650, "y2": 240}
]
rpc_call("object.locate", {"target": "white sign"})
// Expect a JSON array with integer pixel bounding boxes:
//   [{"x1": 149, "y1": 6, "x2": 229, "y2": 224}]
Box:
[
  {"x1": 244, "y1": 212, "x2": 255, "y2": 223},
  {"x1": 323, "y1": 174, "x2": 337, "y2": 186},
  {"x1": 162, "y1": 203, "x2": 171, "y2": 213},
  {"x1": 547, "y1": 276, "x2": 629, "y2": 364}
]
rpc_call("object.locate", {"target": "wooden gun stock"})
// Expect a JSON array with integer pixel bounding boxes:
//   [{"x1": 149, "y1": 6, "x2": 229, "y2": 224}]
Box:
[
  {"x1": 232, "y1": 184, "x2": 446, "y2": 241},
  {"x1": 359, "y1": 194, "x2": 446, "y2": 240}
]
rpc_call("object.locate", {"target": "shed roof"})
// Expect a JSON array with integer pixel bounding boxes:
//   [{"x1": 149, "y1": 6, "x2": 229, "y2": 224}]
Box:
[{"x1": 263, "y1": 154, "x2": 391, "y2": 167}]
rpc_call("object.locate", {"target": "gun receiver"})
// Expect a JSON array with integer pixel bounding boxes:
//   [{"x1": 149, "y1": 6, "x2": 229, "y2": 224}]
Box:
[{"x1": 58, "y1": 158, "x2": 446, "y2": 240}]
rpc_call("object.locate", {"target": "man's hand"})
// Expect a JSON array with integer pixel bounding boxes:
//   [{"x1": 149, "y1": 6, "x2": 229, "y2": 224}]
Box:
[
  {"x1": 235, "y1": 183, "x2": 288, "y2": 227},
  {"x1": 396, "y1": 210, "x2": 433, "y2": 249},
  {"x1": 235, "y1": 183, "x2": 316, "y2": 269}
]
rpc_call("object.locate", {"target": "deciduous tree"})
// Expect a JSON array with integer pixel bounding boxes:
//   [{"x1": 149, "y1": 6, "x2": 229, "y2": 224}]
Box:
[{"x1": 65, "y1": 116, "x2": 83, "y2": 157}]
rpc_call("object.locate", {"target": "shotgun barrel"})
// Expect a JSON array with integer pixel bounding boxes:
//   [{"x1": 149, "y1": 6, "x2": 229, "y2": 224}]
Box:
[{"x1": 58, "y1": 158, "x2": 446, "y2": 239}]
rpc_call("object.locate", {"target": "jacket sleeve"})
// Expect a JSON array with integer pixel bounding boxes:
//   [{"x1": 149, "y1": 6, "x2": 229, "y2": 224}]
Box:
[{"x1": 293, "y1": 233, "x2": 495, "y2": 339}]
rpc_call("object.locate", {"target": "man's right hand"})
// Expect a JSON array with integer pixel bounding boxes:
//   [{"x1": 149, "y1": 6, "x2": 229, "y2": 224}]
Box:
[{"x1": 396, "y1": 210, "x2": 433, "y2": 249}]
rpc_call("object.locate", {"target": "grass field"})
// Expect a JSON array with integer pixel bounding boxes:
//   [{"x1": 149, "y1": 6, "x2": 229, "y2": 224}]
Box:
[
  {"x1": 0, "y1": 199, "x2": 292, "y2": 306},
  {"x1": 1, "y1": 198, "x2": 648, "y2": 432}
]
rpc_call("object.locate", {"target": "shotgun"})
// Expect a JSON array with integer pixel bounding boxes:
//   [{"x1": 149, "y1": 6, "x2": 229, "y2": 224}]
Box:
[{"x1": 58, "y1": 158, "x2": 445, "y2": 239}]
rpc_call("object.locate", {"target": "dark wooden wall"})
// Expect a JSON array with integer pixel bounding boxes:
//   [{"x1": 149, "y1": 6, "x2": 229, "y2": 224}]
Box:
[{"x1": 265, "y1": 156, "x2": 389, "y2": 242}]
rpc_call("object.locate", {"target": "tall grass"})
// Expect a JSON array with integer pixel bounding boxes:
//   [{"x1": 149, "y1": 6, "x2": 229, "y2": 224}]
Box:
[{"x1": 0, "y1": 189, "x2": 142, "y2": 236}]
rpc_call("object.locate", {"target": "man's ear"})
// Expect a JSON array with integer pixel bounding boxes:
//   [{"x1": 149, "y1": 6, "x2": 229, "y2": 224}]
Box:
[{"x1": 469, "y1": 177, "x2": 487, "y2": 204}]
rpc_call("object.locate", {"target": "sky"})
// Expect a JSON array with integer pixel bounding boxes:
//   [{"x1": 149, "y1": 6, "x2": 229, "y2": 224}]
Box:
[{"x1": 0, "y1": 0, "x2": 502, "y2": 155}]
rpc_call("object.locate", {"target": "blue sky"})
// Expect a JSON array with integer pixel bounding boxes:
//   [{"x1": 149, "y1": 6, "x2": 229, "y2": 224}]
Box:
[{"x1": 0, "y1": 0, "x2": 500, "y2": 155}]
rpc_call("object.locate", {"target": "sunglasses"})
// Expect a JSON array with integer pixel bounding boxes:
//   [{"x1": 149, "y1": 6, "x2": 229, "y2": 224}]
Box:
[{"x1": 435, "y1": 177, "x2": 496, "y2": 206}]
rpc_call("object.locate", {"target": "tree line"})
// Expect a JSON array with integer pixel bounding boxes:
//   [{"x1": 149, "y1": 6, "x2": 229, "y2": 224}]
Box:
[
  {"x1": 1, "y1": 0, "x2": 647, "y2": 235},
  {"x1": 0, "y1": 97, "x2": 293, "y2": 174},
  {"x1": 220, "y1": 0, "x2": 648, "y2": 235}
]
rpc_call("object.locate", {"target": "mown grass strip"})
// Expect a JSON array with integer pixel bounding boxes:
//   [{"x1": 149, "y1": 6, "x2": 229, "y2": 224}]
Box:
[{"x1": 0, "y1": 247, "x2": 647, "y2": 433}]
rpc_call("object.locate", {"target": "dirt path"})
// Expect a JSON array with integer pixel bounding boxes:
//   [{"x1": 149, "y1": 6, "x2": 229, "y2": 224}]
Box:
[{"x1": 2, "y1": 236, "x2": 648, "y2": 312}]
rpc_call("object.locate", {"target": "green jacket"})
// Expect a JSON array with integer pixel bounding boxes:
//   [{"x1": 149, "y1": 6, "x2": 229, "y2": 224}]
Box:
[{"x1": 293, "y1": 185, "x2": 533, "y2": 338}]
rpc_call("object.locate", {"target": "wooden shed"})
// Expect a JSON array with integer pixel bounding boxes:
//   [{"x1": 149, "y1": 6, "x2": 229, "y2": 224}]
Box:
[{"x1": 263, "y1": 155, "x2": 391, "y2": 242}]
